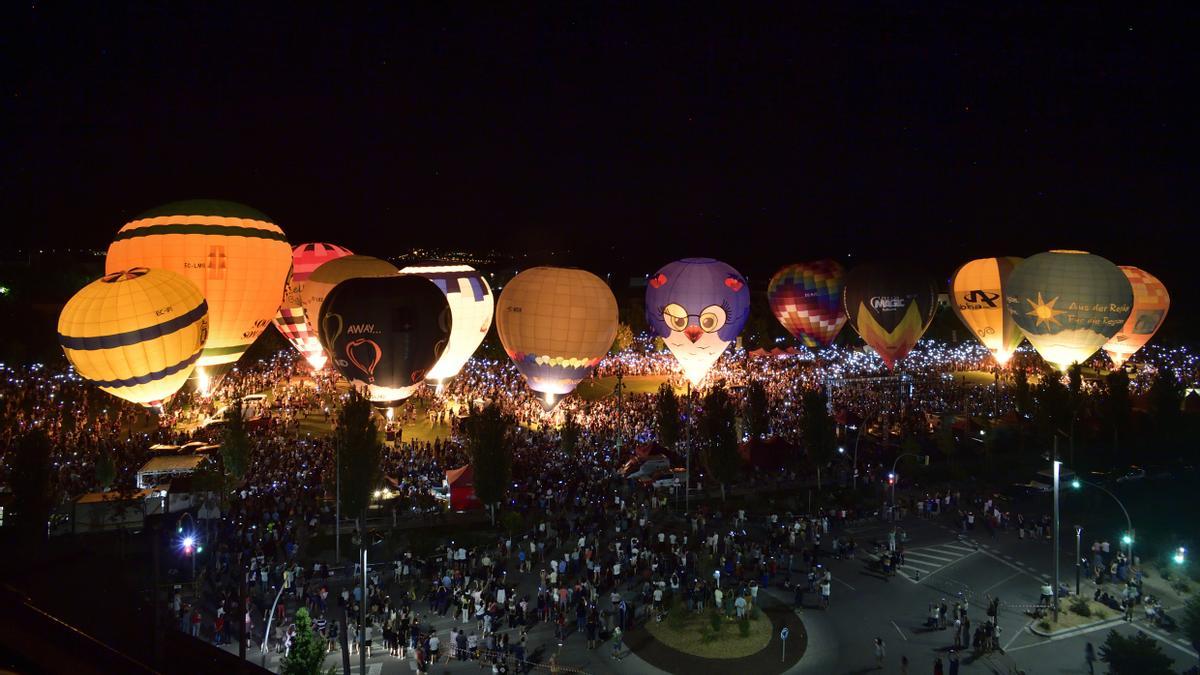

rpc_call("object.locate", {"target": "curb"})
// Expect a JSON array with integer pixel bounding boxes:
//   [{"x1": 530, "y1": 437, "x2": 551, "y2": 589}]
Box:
[{"x1": 1028, "y1": 615, "x2": 1124, "y2": 638}]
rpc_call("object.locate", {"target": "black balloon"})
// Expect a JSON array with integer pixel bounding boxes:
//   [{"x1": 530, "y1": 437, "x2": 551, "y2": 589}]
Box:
[
  {"x1": 319, "y1": 275, "x2": 451, "y2": 407},
  {"x1": 842, "y1": 263, "x2": 938, "y2": 370}
]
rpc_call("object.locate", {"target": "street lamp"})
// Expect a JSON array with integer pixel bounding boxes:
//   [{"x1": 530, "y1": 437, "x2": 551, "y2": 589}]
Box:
[
  {"x1": 1174, "y1": 547, "x2": 1187, "y2": 565},
  {"x1": 1070, "y1": 478, "x2": 1135, "y2": 577},
  {"x1": 1075, "y1": 525, "x2": 1083, "y2": 596},
  {"x1": 1052, "y1": 460, "x2": 1061, "y2": 623}
]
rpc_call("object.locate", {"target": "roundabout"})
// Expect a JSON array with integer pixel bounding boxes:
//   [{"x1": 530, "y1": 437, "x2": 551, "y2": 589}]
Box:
[{"x1": 624, "y1": 596, "x2": 807, "y2": 673}]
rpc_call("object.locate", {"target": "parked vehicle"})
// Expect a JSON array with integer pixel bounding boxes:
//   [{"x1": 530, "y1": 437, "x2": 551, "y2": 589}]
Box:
[{"x1": 1114, "y1": 466, "x2": 1146, "y2": 483}]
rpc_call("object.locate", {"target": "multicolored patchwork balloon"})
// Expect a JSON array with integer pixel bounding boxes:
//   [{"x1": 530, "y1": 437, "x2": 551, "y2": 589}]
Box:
[
  {"x1": 1006, "y1": 250, "x2": 1132, "y2": 372},
  {"x1": 645, "y1": 258, "x2": 751, "y2": 386},
  {"x1": 767, "y1": 260, "x2": 846, "y2": 348},
  {"x1": 274, "y1": 242, "x2": 354, "y2": 369},
  {"x1": 843, "y1": 264, "x2": 938, "y2": 370},
  {"x1": 1103, "y1": 266, "x2": 1169, "y2": 369}
]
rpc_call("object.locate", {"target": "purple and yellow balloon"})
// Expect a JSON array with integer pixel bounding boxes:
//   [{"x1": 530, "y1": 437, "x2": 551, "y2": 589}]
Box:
[{"x1": 645, "y1": 258, "x2": 751, "y2": 386}]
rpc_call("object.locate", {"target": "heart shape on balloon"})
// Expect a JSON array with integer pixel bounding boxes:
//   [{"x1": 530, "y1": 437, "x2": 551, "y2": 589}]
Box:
[{"x1": 346, "y1": 338, "x2": 382, "y2": 382}]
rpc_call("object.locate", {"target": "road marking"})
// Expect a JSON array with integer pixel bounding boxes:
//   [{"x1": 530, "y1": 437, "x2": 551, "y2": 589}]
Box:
[
  {"x1": 1137, "y1": 625, "x2": 1199, "y2": 658},
  {"x1": 979, "y1": 571, "x2": 1023, "y2": 596},
  {"x1": 832, "y1": 576, "x2": 857, "y2": 591},
  {"x1": 973, "y1": 547, "x2": 1045, "y2": 583},
  {"x1": 1004, "y1": 621, "x2": 1030, "y2": 651},
  {"x1": 891, "y1": 620, "x2": 908, "y2": 641}
]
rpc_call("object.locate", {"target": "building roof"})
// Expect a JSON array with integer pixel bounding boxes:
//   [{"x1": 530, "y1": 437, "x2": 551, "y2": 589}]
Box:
[{"x1": 137, "y1": 455, "x2": 206, "y2": 474}]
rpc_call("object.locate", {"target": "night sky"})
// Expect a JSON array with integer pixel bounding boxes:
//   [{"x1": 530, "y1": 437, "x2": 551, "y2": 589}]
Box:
[{"x1": 5, "y1": 4, "x2": 1198, "y2": 332}]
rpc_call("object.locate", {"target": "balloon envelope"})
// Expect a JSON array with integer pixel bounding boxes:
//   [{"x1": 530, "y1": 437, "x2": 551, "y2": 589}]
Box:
[
  {"x1": 301, "y1": 255, "x2": 399, "y2": 347},
  {"x1": 274, "y1": 243, "x2": 354, "y2": 369},
  {"x1": 1102, "y1": 266, "x2": 1169, "y2": 368},
  {"x1": 949, "y1": 257, "x2": 1024, "y2": 366},
  {"x1": 1005, "y1": 250, "x2": 1132, "y2": 372},
  {"x1": 496, "y1": 267, "x2": 618, "y2": 403},
  {"x1": 645, "y1": 258, "x2": 750, "y2": 386},
  {"x1": 843, "y1": 264, "x2": 938, "y2": 370},
  {"x1": 767, "y1": 260, "x2": 846, "y2": 348},
  {"x1": 105, "y1": 200, "x2": 290, "y2": 379},
  {"x1": 319, "y1": 275, "x2": 451, "y2": 407},
  {"x1": 58, "y1": 268, "x2": 209, "y2": 405},
  {"x1": 398, "y1": 264, "x2": 494, "y2": 382}
]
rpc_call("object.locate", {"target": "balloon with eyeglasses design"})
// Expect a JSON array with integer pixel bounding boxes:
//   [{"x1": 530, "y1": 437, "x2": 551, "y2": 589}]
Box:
[{"x1": 645, "y1": 258, "x2": 751, "y2": 386}]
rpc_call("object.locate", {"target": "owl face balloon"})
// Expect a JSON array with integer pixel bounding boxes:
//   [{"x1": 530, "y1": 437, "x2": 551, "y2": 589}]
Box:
[{"x1": 645, "y1": 258, "x2": 750, "y2": 386}]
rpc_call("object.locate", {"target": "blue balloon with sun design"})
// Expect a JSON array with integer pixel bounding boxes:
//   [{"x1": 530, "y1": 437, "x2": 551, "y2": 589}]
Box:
[
  {"x1": 1005, "y1": 250, "x2": 1132, "y2": 372},
  {"x1": 645, "y1": 258, "x2": 751, "y2": 385}
]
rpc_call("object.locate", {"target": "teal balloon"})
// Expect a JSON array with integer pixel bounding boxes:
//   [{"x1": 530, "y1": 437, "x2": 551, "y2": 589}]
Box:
[{"x1": 1005, "y1": 250, "x2": 1132, "y2": 371}]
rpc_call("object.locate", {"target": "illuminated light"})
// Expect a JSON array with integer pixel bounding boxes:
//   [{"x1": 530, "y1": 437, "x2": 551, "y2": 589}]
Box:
[
  {"x1": 1174, "y1": 547, "x2": 1187, "y2": 565},
  {"x1": 197, "y1": 369, "x2": 211, "y2": 398},
  {"x1": 1122, "y1": 534, "x2": 1133, "y2": 545},
  {"x1": 386, "y1": 407, "x2": 394, "y2": 421},
  {"x1": 1071, "y1": 479, "x2": 1081, "y2": 489}
]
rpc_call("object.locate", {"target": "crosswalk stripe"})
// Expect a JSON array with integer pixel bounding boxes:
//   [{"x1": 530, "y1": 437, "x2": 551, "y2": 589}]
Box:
[
  {"x1": 939, "y1": 543, "x2": 979, "y2": 553},
  {"x1": 905, "y1": 551, "x2": 959, "y2": 563}
]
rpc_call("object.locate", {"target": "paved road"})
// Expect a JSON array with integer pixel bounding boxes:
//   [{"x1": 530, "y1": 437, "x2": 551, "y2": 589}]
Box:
[{"x1": 213, "y1": 508, "x2": 1198, "y2": 674}]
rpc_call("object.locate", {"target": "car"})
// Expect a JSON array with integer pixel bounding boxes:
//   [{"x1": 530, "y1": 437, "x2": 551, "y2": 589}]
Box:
[
  {"x1": 430, "y1": 485, "x2": 450, "y2": 503},
  {"x1": 1114, "y1": 467, "x2": 1146, "y2": 483},
  {"x1": 625, "y1": 455, "x2": 672, "y2": 480},
  {"x1": 651, "y1": 469, "x2": 688, "y2": 490}
]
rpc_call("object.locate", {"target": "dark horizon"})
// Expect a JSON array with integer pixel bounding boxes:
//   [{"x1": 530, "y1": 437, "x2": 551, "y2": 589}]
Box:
[{"x1": 6, "y1": 4, "x2": 1197, "y2": 329}]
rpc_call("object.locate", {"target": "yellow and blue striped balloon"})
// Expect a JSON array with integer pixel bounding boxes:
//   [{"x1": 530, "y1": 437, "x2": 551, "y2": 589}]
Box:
[{"x1": 58, "y1": 267, "x2": 209, "y2": 406}]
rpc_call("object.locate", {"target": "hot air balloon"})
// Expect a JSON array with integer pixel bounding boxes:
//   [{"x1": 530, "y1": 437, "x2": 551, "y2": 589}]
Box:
[
  {"x1": 319, "y1": 275, "x2": 451, "y2": 407},
  {"x1": 301, "y1": 255, "x2": 399, "y2": 346},
  {"x1": 843, "y1": 264, "x2": 938, "y2": 370},
  {"x1": 496, "y1": 267, "x2": 618, "y2": 409},
  {"x1": 105, "y1": 200, "x2": 291, "y2": 390},
  {"x1": 1103, "y1": 266, "x2": 1169, "y2": 369},
  {"x1": 1005, "y1": 250, "x2": 1133, "y2": 372},
  {"x1": 767, "y1": 260, "x2": 846, "y2": 348},
  {"x1": 58, "y1": 268, "x2": 209, "y2": 406},
  {"x1": 949, "y1": 257, "x2": 1024, "y2": 366},
  {"x1": 645, "y1": 258, "x2": 751, "y2": 386},
  {"x1": 273, "y1": 243, "x2": 354, "y2": 369},
  {"x1": 398, "y1": 264, "x2": 494, "y2": 383}
]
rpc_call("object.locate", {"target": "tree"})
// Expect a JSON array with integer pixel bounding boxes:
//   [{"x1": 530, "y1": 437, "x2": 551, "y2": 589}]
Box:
[
  {"x1": 1183, "y1": 594, "x2": 1200, "y2": 656},
  {"x1": 279, "y1": 607, "x2": 327, "y2": 675},
  {"x1": 463, "y1": 401, "x2": 511, "y2": 524},
  {"x1": 699, "y1": 383, "x2": 740, "y2": 501},
  {"x1": 1013, "y1": 366, "x2": 1033, "y2": 415},
  {"x1": 10, "y1": 429, "x2": 52, "y2": 546},
  {"x1": 1034, "y1": 371, "x2": 1070, "y2": 444},
  {"x1": 1148, "y1": 366, "x2": 1184, "y2": 452},
  {"x1": 800, "y1": 389, "x2": 836, "y2": 490},
  {"x1": 611, "y1": 322, "x2": 635, "y2": 354},
  {"x1": 336, "y1": 389, "x2": 382, "y2": 529},
  {"x1": 559, "y1": 413, "x2": 580, "y2": 455},
  {"x1": 95, "y1": 453, "x2": 116, "y2": 490},
  {"x1": 221, "y1": 399, "x2": 251, "y2": 489},
  {"x1": 656, "y1": 383, "x2": 681, "y2": 449},
  {"x1": 1099, "y1": 629, "x2": 1174, "y2": 674},
  {"x1": 1103, "y1": 369, "x2": 1132, "y2": 457},
  {"x1": 936, "y1": 416, "x2": 956, "y2": 464},
  {"x1": 745, "y1": 381, "x2": 770, "y2": 439}
]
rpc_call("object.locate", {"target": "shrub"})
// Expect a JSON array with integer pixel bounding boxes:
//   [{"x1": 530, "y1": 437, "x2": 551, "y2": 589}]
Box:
[
  {"x1": 1070, "y1": 597, "x2": 1092, "y2": 618},
  {"x1": 1038, "y1": 620, "x2": 1051, "y2": 631},
  {"x1": 710, "y1": 611, "x2": 723, "y2": 634},
  {"x1": 749, "y1": 606, "x2": 760, "y2": 620},
  {"x1": 1172, "y1": 579, "x2": 1192, "y2": 595},
  {"x1": 738, "y1": 617, "x2": 751, "y2": 637}
]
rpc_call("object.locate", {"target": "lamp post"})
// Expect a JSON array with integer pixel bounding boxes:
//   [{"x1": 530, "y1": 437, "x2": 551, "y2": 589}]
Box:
[
  {"x1": 1069, "y1": 477, "x2": 1135, "y2": 576},
  {"x1": 851, "y1": 423, "x2": 867, "y2": 490},
  {"x1": 1052, "y1": 457, "x2": 1061, "y2": 623},
  {"x1": 889, "y1": 452, "x2": 923, "y2": 512},
  {"x1": 1075, "y1": 525, "x2": 1083, "y2": 596}
]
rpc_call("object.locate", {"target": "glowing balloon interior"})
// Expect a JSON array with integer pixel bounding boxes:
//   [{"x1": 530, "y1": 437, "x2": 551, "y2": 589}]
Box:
[
  {"x1": 105, "y1": 200, "x2": 291, "y2": 381},
  {"x1": 274, "y1": 242, "x2": 354, "y2": 369},
  {"x1": 843, "y1": 264, "x2": 938, "y2": 370},
  {"x1": 1006, "y1": 250, "x2": 1132, "y2": 372},
  {"x1": 767, "y1": 260, "x2": 846, "y2": 348},
  {"x1": 399, "y1": 264, "x2": 494, "y2": 382},
  {"x1": 496, "y1": 267, "x2": 618, "y2": 400},
  {"x1": 319, "y1": 275, "x2": 451, "y2": 407},
  {"x1": 58, "y1": 267, "x2": 209, "y2": 406},
  {"x1": 949, "y1": 257, "x2": 1024, "y2": 366},
  {"x1": 1103, "y1": 266, "x2": 1169, "y2": 369},
  {"x1": 645, "y1": 258, "x2": 750, "y2": 386}
]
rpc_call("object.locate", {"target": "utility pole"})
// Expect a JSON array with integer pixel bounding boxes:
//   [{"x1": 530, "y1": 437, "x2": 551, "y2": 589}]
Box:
[
  {"x1": 1075, "y1": 525, "x2": 1083, "y2": 597},
  {"x1": 1052, "y1": 439, "x2": 1061, "y2": 624},
  {"x1": 685, "y1": 381, "x2": 692, "y2": 513},
  {"x1": 336, "y1": 437, "x2": 341, "y2": 564},
  {"x1": 360, "y1": 547, "x2": 367, "y2": 675}
]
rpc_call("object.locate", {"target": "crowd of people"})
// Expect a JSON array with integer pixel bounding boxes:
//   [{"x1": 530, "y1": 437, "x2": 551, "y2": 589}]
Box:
[{"x1": 2, "y1": 334, "x2": 1196, "y2": 671}]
